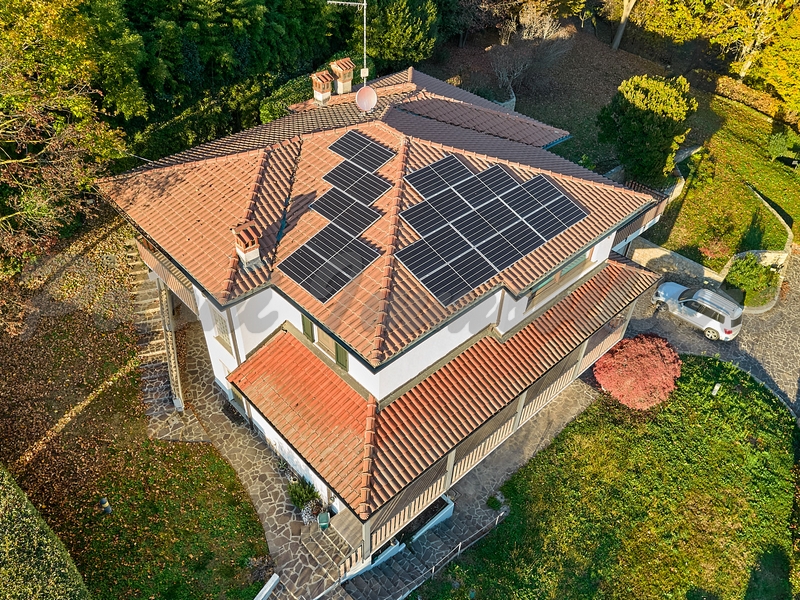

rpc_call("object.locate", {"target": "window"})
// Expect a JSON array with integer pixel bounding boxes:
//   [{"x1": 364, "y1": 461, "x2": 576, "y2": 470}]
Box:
[
  {"x1": 683, "y1": 300, "x2": 702, "y2": 314},
  {"x1": 212, "y1": 307, "x2": 232, "y2": 352},
  {"x1": 526, "y1": 251, "x2": 591, "y2": 311}
]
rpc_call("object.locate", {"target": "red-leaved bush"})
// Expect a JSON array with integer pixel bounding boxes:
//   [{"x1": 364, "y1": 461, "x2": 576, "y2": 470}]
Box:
[{"x1": 593, "y1": 334, "x2": 682, "y2": 410}]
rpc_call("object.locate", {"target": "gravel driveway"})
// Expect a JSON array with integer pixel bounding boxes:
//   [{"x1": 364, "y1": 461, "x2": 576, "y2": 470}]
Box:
[{"x1": 627, "y1": 253, "x2": 800, "y2": 417}]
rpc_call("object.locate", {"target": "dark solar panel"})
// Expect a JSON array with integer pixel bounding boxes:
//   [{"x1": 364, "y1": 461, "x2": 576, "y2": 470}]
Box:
[
  {"x1": 323, "y1": 163, "x2": 392, "y2": 205},
  {"x1": 426, "y1": 225, "x2": 471, "y2": 262},
  {"x1": 405, "y1": 165, "x2": 448, "y2": 198},
  {"x1": 323, "y1": 160, "x2": 367, "y2": 191},
  {"x1": 449, "y1": 249, "x2": 496, "y2": 288},
  {"x1": 477, "y1": 165, "x2": 517, "y2": 195},
  {"x1": 278, "y1": 245, "x2": 328, "y2": 284},
  {"x1": 427, "y1": 188, "x2": 471, "y2": 222},
  {"x1": 476, "y1": 235, "x2": 523, "y2": 272},
  {"x1": 431, "y1": 155, "x2": 472, "y2": 186},
  {"x1": 312, "y1": 188, "x2": 356, "y2": 221},
  {"x1": 421, "y1": 265, "x2": 472, "y2": 305},
  {"x1": 401, "y1": 202, "x2": 447, "y2": 237},
  {"x1": 329, "y1": 130, "x2": 395, "y2": 173},
  {"x1": 528, "y1": 207, "x2": 566, "y2": 240},
  {"x1": 398, "y1": 159, "x2": 588, "y2": 306},
  {"x1": 454, "y1": 177, "x2": 495, "y2": 208},
  {"x1": 306, "y1": 224, "x2": 353, "y2": 258},
  {"x1": 395, "y1": 240, "x2": 442, "y2": 276},
  {"x1": 451, "y1": 211, "x2": 496, "y2": 246},
  {"x1": 335, "y1": 203, "x2": 381, "y2": 236}
]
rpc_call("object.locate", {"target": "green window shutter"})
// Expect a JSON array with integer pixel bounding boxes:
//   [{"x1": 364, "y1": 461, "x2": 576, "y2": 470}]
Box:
[
  {"x1": 335, "y1": 344, "x2": 349, "y2": 370},
  {"x1": 302, "y1": 315, "x2": 314, "y2": 341}
]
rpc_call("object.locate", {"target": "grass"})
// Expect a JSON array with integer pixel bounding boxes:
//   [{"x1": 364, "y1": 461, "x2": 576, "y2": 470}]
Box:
[
  {"x1": 0, "y1": 209, "x2": 269, "y2": 599},
  {"x1": 645, "y1": 94, "x2": 797, "y2": 271},
  {"x1": 416, "y1": 356, "x2": 799, "y2": 599}
]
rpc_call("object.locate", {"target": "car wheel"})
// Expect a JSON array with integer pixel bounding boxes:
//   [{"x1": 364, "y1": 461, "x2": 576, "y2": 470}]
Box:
[
  {"x1": 704, "y1": 328, "x2": 720, "y2": 340},
  {"x1": 653, "y1": 300, "x2": 665, "y2": 313}
]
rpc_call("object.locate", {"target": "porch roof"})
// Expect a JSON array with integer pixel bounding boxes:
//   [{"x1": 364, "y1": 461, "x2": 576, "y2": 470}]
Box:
[{"x1": 228, "y1": 255, "x2": 660, "y2": 519}]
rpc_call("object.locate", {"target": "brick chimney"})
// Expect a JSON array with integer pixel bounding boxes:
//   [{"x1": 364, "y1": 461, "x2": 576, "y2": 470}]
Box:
[
  {"x1": 330, "y1": 57, "x2": 356, "y2": 95},
  {"x1": 310, "y1": 70, "x2": 334, "y2": 106},
  {"x1": 233, "y1": 221, "x2": 261, "y2": 267}
]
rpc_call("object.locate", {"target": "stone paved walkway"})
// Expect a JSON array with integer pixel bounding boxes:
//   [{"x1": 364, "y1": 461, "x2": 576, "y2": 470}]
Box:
[
  {"x1": 180, "y1": 322, "x2": 354, "y2": 600},
  {"x1": 628, "y1": 249, "x2": 800, "y2": 417}
]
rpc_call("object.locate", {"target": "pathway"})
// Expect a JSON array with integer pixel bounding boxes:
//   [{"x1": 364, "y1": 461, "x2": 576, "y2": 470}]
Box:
[
  {"x1": 179, "y1": 321, "x2": 354, "y2": 600},
  {"x1": 627, "y1": 248, "x2": 800, "y2": 416}
]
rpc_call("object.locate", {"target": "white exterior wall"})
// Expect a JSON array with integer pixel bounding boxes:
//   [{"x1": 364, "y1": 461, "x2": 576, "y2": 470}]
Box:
[
  {"x1": 496, "y1": 234, "x2": 613, "y2": 335},
  {"x1": 232, "y1": 288, "x2": 304, "y2": 358},
  {"x1": 194, "y1": 287, "x2": 238, "y2": 397},
  {"x1": 249, "y1": 403, "x2": 342, "y2": 512},
  {"x1": 348, "y1": 291, "x2": 503, "y2": 400}
]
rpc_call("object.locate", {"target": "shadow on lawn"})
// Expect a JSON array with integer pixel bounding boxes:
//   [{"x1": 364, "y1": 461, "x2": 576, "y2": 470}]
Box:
[{"x1": 743, "y1": 546, "x2": 792, "y2": 600}]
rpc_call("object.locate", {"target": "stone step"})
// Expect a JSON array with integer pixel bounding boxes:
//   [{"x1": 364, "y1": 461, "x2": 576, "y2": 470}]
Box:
[
  {"x1": 311, "y1": 527, "x2": 350, "y2": 565},
  {"x1": 344, "y1": 546, "x2": 430, "y2": 600}
]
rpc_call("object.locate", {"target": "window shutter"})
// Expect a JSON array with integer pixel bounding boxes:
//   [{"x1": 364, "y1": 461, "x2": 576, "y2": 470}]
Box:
[
  {"x1": 302, "y1": 315, "x2": 314, "y2": 341},
  {"x1": 335, "y1": 344, "x2": 349, "y2": 370}
]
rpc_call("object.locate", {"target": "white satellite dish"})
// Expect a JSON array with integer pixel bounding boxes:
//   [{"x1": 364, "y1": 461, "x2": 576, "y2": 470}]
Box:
[{"x1": 355, "y1": 85, "x2": 377, "y2": 112}]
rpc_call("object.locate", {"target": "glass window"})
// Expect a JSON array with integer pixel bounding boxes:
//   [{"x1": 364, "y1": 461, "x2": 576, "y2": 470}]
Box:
[
  {"x1": 732, "y1": 314, "x2": 742, "y2": 327},
  {"x1": 678, "y1": 288, "x2": 699, "y2": 302},
  {"x1": 683, "y1": 300, "x2": 702, "y2": 313}
]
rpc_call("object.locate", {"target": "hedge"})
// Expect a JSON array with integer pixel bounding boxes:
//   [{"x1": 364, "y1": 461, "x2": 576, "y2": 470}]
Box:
[{"x1": 0, "y1": 465, "x2": 89, "y2": 600}]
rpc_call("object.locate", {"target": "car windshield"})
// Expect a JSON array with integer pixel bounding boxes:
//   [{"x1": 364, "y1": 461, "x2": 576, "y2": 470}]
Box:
[{"x1": 678, "y1": 287, "x2": 699, "y2": 302}]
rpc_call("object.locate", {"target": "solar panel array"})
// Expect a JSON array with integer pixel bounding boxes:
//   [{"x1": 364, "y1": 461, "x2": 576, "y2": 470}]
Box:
[
  {"x1": 277, "y1": 131, "x2": 394, "y2": 303},
  {"x1": 396, "y1": 155, "x2": 588, "y2": 306}
]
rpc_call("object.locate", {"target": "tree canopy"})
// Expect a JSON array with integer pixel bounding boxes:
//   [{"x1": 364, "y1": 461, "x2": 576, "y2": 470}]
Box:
[
  {"x1": 753, "y1": 8, "x2": 800, "y2": 112},
  {"x1": 597, "y1": 75, "x2": 698, "y2": 183}
]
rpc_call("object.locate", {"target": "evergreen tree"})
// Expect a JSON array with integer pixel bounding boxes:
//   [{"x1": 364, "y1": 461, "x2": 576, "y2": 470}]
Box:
[
  {"x1": 355, "y1": 0, "x2": 439, "y2": 72},
  {"x1": 597, "y1": 75, "x2": 698, "y2": 183}
]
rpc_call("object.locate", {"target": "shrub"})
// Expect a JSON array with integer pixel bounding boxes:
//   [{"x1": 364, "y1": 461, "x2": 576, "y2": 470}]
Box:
[
  {"x1": 593, "y1": 334, "x2": 682, "y2": 410},
  {"x1": 725, "y1": 254, "x2": 776, "y2": 291},
  {"x1": 486, "y1": 496, "x2": 502, "y2": 511},
  {"x1": 0, "y1": 465, "x2": 89, "y2": 599},
  {"x1": 597, "y1": 75, "x2": 698, "y2": 184},
  {"x1": 287, "y1": 477, "x2": 320, "y2": 511},
  {"x1": 767, "y1": 132, "x2": 789, "y2": 162}
]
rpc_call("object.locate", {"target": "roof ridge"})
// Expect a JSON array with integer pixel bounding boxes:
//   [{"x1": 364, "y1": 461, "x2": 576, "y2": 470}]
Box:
[
  {"x1": 407, "y1": 136, "x2": 655, "y2": 202},
  {"x1": 369, "y1": 136, "x2": 411, "y2": 364},
  {"x1": 358, "y1": 394, "x2": 378, "y2": 520},
  {"x1": 401, "y1": 90, "x2": 568, "y2": 135}
]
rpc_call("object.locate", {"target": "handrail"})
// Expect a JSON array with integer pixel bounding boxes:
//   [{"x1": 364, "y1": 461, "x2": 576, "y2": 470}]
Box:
[{"x1": 388, "y1": 508, "x2": 509, "y2": 600}]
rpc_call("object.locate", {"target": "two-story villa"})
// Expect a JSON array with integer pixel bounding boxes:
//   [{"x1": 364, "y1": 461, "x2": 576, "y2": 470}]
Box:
[{"x1": 100, "y1": 62, "x2": 663, "y2": 586}]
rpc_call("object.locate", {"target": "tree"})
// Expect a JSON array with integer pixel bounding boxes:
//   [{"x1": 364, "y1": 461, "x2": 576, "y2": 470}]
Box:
[
  {"x1": 709, "y1": 0, "x2": 793, "y2": 78},
  {"x1": 355, "y1": 0, "x2": 439, "y2": 72},
  {"x1": 0, "y1": 0, "x2": 125, "y2": 262},
  {"x1": 597, "y1": 75, "x2": 698, "y2": 183},
  {"x1": 610, "y1": 0, "x2": 638, "y2": 50},
  {"x1": 593, "y1": 334, "x2": 682, "y2": 410},
  {"x1": 752, "y1": 8, "x2": 800, "y2": 112}
]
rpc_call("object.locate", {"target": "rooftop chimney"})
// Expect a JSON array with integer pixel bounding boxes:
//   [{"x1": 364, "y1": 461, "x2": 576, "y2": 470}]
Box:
[
  {"x1": 233, "y1": 221, "x2": 261, "y2": 267},
  {"x1": 310, "y1": 70, "x2": 334, "y2": 106},
  {"x1": 330, "y1": 57, "x2": 356, "y2": 95}
]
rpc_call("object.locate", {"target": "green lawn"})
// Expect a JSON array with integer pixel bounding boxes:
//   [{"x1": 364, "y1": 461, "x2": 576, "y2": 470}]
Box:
[
  {"x1": 416, "y1": 356, "x2": 799, "y2": 599},
  {"x1": 0, "y1": 211, "x2": 269, "y2": 599},
  {"x1": 645, "y1": 94, "x2": 798, "y2": 271}
]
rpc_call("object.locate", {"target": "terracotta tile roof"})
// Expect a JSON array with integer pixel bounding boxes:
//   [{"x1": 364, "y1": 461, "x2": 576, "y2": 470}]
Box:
[
  {"x1": 398, "y1": 91, "x2": 569, "y2": 147},
  {"x1": 229, "y1": 255, "x2": 660, "y2": 517},
  {"x1": 100, "y1": 69, "x2": 659, "y2": 366},
  {"x1": 228, "y1": 331, "x2": 373, "y2": 505}
]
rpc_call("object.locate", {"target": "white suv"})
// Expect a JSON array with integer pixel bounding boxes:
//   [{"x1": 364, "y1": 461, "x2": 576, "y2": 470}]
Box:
[{"x1": 652, "y1": 283, "x2": 743, "y2": 341}]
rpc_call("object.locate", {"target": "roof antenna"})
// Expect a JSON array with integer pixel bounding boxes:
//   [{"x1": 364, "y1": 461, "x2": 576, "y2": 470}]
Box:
[{"x1": 326, "y1": 0, "x2": 377, "y2": 112}]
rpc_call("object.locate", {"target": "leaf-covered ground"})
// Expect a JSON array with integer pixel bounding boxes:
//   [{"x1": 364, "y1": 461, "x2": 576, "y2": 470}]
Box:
[
  {"x1": 416, "y1": 356, "x2": 799, "y2": 599},
  {"x1": 0, "y1": 208, "x2": 268, "y2": 599}
]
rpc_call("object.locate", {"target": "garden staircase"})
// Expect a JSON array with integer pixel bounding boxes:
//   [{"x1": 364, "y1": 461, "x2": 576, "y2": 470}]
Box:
[
  {"x1": 271, "y1": 520, "x2": 355, "y2": 600},
  {"x1": 125, "y1": 240, "x2": 207, "y2": 442}
]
